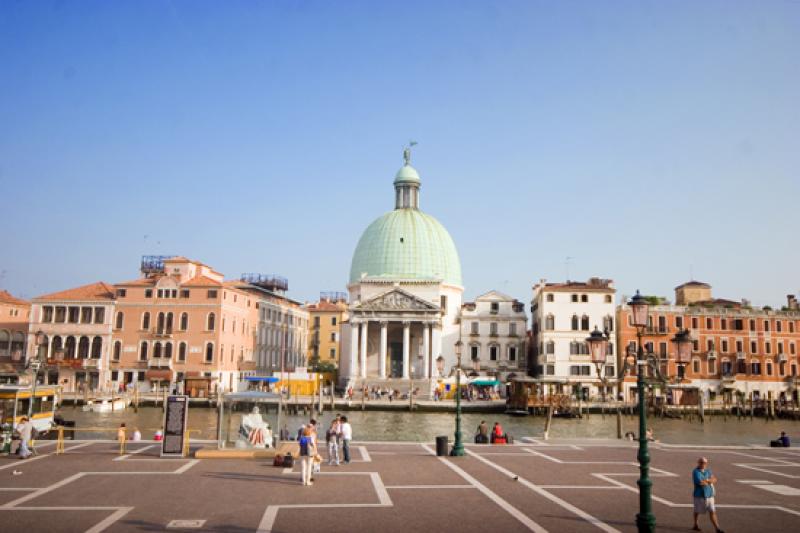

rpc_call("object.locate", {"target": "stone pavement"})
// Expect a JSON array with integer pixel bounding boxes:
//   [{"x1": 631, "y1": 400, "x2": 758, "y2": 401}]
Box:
[{"x1": 1, "y1": 438, "x2": 799, "y2": 532}]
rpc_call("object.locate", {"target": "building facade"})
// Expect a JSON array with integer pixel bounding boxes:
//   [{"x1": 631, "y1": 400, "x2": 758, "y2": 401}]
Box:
[
  {"x1": 341, "y1": 150, "x2": 463, "y2": 390},
  {"x1": 27, "y1": 282, "x2": 116, "y2": 392},
  {"x1": 530, "y1": 278, "x2": 617, "y2": 399},
  {"x1": 617, "y1": 282, "x2": 800, "y2": 403},
  {"x1": 460, "y1": 291, "x2": 527, "y2": 380},
  {"x1": 0, "y1": 290, "x2": 31, "y2": 383},
  {"x1": 305, "y1": 292, "x2": 348, "y2": 370}
]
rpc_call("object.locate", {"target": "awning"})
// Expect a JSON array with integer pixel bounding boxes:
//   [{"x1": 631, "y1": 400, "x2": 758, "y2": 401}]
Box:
[
  {"x1": 471, "y1": 379, "x2": 501, "y2": 387},
  {"x1": 245, "y1": 376, "x2": 279, "y2": 383},
  {"x1": 145, "y1": 369, "x2": 173, "y2": 381}
]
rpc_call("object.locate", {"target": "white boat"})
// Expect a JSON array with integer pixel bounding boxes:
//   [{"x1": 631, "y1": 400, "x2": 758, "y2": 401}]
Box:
[{"x1": 82, "y1": 397, "x2": 128, "y2": 413}]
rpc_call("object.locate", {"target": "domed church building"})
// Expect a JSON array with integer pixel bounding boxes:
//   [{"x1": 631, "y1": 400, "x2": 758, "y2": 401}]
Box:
[{"x1": 341, "y1": 148, "x2": 463, "y2": 391}]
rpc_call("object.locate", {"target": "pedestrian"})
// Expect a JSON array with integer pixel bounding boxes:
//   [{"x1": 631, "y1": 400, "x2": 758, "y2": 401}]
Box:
[
  {"x1": 131, "y1": 427, "x2": 142, "y2": 441},
  {"x1": 340, "y1": 415, "x2": 352, "y2": 464},
  {"x1": 327, "y1": 417, "x2": 341, "y2": 465},
  {"x1": 298, "y1": 427, "x2": 317, "y2": 486},
  {"x1": 117, "y1": 423, "x2": 127, "y2": 454},
  {"x1": 14, "y1": 417, "x2": 33, "y2": 459},
  {"x1": 692, "y1": 457, "x2": 724, "y2": 533},
  {"x1": 476, "y1": 420, "x2": 489, "y2": 444}
]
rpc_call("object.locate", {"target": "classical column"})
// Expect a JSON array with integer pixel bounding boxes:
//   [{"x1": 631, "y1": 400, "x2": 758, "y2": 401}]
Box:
[
  {"x1": 360, "y1": 321, "x2": 368, "y2": 379},
  {"x1": 379, "y1": 321, "x2": 388, "y2": 379},
  {"x1": 423, "y1": 322, "x2": 431, "y2": 379},
  {"x1": 349, "y1": 320, "x2": 359, "y2": 379},
  {"x1": 402, "y1": 321, "x2": 410, "y2": 379},
  {"x1": 431, "y1": 324, "x2": 442, "y2": 377}
]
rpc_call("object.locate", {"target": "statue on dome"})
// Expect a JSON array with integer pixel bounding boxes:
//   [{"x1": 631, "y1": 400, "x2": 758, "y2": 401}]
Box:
[
  {"x1": 236, "y1": 406, "x2": 273, "y2": 448},
  {"x1": 403, "y1": 140, "x2": 417, "y2": 166}
]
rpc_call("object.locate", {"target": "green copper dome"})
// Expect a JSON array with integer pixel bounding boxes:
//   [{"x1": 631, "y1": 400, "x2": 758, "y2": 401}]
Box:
[{"x1": 350, "y1": 209, "x2": 463, "y2": 286}]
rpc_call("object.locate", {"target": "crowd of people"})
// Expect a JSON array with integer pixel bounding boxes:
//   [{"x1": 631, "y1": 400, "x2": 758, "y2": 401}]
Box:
[{"x1": 294, "y1": 414, "x2": 353, "y2": 486}]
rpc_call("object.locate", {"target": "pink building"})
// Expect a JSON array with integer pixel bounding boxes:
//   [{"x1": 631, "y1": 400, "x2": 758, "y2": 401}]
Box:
[{"x1": 0, "y1": 290, "x2": 31, "y2": 383}]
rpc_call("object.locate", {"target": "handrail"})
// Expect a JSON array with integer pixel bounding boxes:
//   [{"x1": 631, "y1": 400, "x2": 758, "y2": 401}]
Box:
[{"x1": 54, "y1": 426, "x2": 201, "y2": 457}]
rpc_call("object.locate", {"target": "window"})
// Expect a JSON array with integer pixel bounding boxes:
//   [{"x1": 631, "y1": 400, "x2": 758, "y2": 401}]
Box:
[
  {"x1": 545, "y1": 314, "x2": 555, "y2": 330},
  {"x1": 675, "y1": 316, "x2": 683, "y2": 329},
  {"x1": 55, "y1": 306, "x2": 66, "y2": 323},
  {"x1": 581, "y1": 315, "x2": 589, "y2": 331},
  {"x1": 764, "y1": 320, "x2": 770, "y2": 332},
  {"x1": 207, "y1": 290, "x2": 218, "y2": 299},
  {"x1": 749, "y1": 319, "x2": 756, "y2": 331},
  {"x1": 490, "y1": 302, "x2": 499, "y2": 314},
  {"x1": 659, "y1": 342, "x2": 667, "y2": 358},
  {"x1": 766, "y1": 362, "x2": 773, "y2": 376},
  {"x1": 330, "y1": 332, "x2": 336, "y2": 342},
  {"x1": 180, "y1": 313, "x2": 188, "y2": 331},
  {"x1": 721, "y1": 360, "x2": 732, "y2": 375},
  {"x1": 178, "y1": 342, "x2": 187, "y2": 361},
  {"x1": 139, "y1": 342, "x2": 148, "y2": 361},
  {"x1": 115, "y1": 312, "x2": 124, "y2": 330},
  {"x1": 708, "y1": 358, "x2": 716, "y2": 374},
  {"x1": 546, "y1": 364, "x2": 555, "y2": 375},
  {"x1": 581, "y1": 294, "x2": 588, "y2": 303},
  {"x1": 751, "y1": 341, "x2": 757, "y2": 353},
  {"x1": 604, "y1": 315, "x2": 614, "y2": 332},
  {"x1": 605, "y1": 295, "x2": 612, "y2": 303},
  {"x1": 706, "y1": 318, "x2": 712, "y2": 329},
  {"x1": 508, "y1": 346, "x2": 517, "y2": 361},
  {"x1": 791, "y1": 343, "x2": 796, "y2": 355},
  {"x1": 790, "y1": 322, "x2": 796, "y2": 333},
  {"x1": 78, "y1": 336, "x2": 89, "y2": 358},
  {"x1": 113, "y1": 341, "x2": 121, "y2": 361},
  {"x1": 207, "y1": 313, "x2": 216, "y2": 331},
  {"x1": 471, "y1": 322, "x2": 479, "y2": 334},
  {"x1": 68, "y1": 306, "x2": 79, "y2": 323},
  {"x1": 607, "y1": 342, "x2": 614, "y2": 356},
  {"x1": 440, "y1": 295, "x2": 448, "y2": 311},
  {"x1": 116, "y1": 289, "x2": 127, "y2": 297},
  {"x1": 489, "y1": 345, "x2": 498, "y2": 361},
  {"x1": 765, "y1": 341, "x2": 771, "y2": 354},
  {"x1": 777, "y1": 320, "x2": 782, "y2": 332},
  {"x1": 509, "y1": 323, "x2": 517, "y2": 336},
  {"x1": 166, "y1": 312, "x2": 174, "y2": 333},
  {"x1": 490, "y1": 323, "x2": 498, "y2": 335},
  {"x1": 707, "y1": 339, "x2": 714, "y2": 351},
  {"x1": 546, "y1": 294, "x2": 554, "y2": 302},
  {"x1": 205, "y1": 342, "x2": 214, "y2": 363},
  {"x1": 736, "y1": 340, "x2": 743, "y2": 352},
  {"x1": 94, "y1": 307, "x2": 105, "y2": 324},
  {"x1": 751, "y1": 361, "x2": 761, "y2": 375},
  {"x1": 165, "y1": 342, "x2": 173, "y2": 359},
  {"x1": 313, "y1": 316, "x2": 320, "y2": 327},
  {"x1": 43, "y1": 306, "x2": 53, "y2": 322},
  {"x1": 154, "y1": 342, "x2": 163, "y2": 358},
  {"x1": 145, "y1": 289, "x2": 153, "y2": 298},
  {"x1": 142, "y1": 312, "x2": 150, "y2": 330},
  {"x1": 571, "y1": 294, "x2": 578, "y2": 303},
  {"x1": 692, "y1": 360, "x2": 700, "y2": 373},
  {"x1": 331, "y1": 317, "x2": 337, "y2": 326},
  {"x1": 330, "y1": 348, "x2": 336, "y2": 358},
  {"x1": 691, "y1": 317, "x2": 699, "y2": 329},
  {"x1": 571, "y1": 315, "x2": 579, "y2": 331},
  {"x1": 470, "y1": 345, "x2": 479, "y2": 360},
  {"x1": 181, "y1": 289, "x2": 190, "y2": 298},
  {"x1": 157, "y1": 312, "x2": 165, "y2": 334},
  {"x1": 721, "y1": 339, "x2": 729, "y2": 352},
  {"x1": 721, "y1": 319, "x2": 727, "y2": 330},
  {"x1": 546, "y1": 341, "x2": 554, "y2": 355}
]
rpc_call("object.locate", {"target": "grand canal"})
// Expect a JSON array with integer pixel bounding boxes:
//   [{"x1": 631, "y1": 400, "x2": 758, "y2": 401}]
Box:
[{"x1": 61, "y1": 405, "x2": 800, "y2": 445}]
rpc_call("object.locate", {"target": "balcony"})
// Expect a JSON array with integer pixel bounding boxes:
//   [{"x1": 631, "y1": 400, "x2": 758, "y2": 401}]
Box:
[
  {"x1": 148, "y1": 357, "x2": 173, "y2": 369},
  {"x1": 777, "y1": 353, "x2": 788, "y2": 363},
  {"x1": 83, "y1": 358, "x2": 101, "y2": 369},
  {"x1": 469, "y1": 331, "x2": 479, "y2": 337}
]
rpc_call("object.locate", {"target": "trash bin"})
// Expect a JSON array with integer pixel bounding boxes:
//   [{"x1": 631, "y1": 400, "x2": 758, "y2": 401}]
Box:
[{"x1": 435, "y1": 435, "x2": 448, "y2": 456}]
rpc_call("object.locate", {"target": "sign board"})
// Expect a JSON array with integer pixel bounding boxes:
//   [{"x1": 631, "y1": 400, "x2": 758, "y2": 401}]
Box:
[{"x1": 161, "y1": 395, "x2": 188, "y2": 457}]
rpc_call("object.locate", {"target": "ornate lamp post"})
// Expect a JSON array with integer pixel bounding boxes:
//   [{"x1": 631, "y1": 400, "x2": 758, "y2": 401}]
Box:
[
  {"x1": 586, "y1": 327, "x2": 610, "y2": 402},
  {"x1": 28, "y1": 330, "x2": 46, "y2": 418},
  {"x1": 672, "y1": 329, "x2": 693, "y2": 381},
  {"x1": 627, "y1": 290, "x2": 656, "y2": 533},
  {"x1": 450, "y1": 339, "x2": 465, "y2": 456}
]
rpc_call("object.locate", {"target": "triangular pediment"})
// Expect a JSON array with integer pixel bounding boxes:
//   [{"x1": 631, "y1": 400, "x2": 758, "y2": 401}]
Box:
[{"x1": 355, "y1": 288, "x2": 441, "y2": 312}]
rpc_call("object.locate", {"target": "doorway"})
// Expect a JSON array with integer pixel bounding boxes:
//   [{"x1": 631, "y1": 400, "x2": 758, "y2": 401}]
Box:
[{"x1": 390, "y1": 342, "x2": 403, "y2": 377}]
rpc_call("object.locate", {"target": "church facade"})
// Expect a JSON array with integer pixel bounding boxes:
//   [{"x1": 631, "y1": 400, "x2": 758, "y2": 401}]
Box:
[{"x1": 340, "y1": 150, "x2": 463, "y2": 389}]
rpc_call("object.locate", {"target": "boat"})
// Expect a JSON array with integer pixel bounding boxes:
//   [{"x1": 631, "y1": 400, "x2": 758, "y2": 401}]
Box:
[
  {"x1": 82, "y1": 397, "x2": 128, "y2": 413},
  {"x1": 1, "y1": 384, "x2": 60, "y2": 452}
]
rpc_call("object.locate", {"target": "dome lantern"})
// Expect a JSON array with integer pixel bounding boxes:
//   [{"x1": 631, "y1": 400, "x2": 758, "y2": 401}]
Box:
[{"x1": 394, "y1": 143, "x2": 421, "y2": 209}]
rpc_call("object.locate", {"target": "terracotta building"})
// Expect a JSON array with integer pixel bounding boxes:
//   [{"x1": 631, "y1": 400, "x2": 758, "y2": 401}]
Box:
[
  {"x1": 27, "y1": 282, "x2": 116, "y2": 392},
  {"x1": 0, "y1": 290, "x2": 31, "y2": 383},
  {"x1": 305, "y1": 292, "x2": 348, "y2": 371},
  {"x1": 617, "y1": 281, "x2": 800, "y2": 404}
]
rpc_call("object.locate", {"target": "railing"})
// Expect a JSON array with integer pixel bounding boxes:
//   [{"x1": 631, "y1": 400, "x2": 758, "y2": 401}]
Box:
[{"x1": 147, "y1": 358, "x2": 173, "y2": 369}]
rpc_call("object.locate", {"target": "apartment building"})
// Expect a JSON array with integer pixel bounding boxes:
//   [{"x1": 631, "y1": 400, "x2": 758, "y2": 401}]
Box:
[
  {"x1": 530, "y1": 278, "x2": 617, "y2": 399},
  {"x1": 617, "y1": 281, "x2": 800, "y2": 403},
  {"x1": 0, "y1": 290, "x2": 31, "y2": 383},
  {"x1": 305, "y1": 292, "x2": 348, "y2": 371},
  {"x1": 459, "y1": 291, "x2": 527, "y2": 380}
]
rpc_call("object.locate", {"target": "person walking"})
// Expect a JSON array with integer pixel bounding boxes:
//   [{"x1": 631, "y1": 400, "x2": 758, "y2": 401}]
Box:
[
  {"x1": 327, "y1": 417, "x2": 341, "y2": 465},
  {"x1": 117, "y1": 423, "x2": 127, "y2": 454},
  {"x1": 14, "y1": 417, "x2": 33, "y2": 459},
  {"x1": 692, "y1": 457, "x2": 724, "y2": 533},
  {"x1": 298, "y1": 427, "x2": 317, "y2": 486},
  {"x1": 340, "y1": 416, "x2": 352, "y2": 464}
]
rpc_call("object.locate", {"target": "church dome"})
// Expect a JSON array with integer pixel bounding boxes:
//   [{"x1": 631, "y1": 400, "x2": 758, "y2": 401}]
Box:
[
  {"x1": 350, "y1": 154, "x2": 462, "y2": 287},
  {"x1": 349, "y1": 209, "x2": 462, "y2": 286}
]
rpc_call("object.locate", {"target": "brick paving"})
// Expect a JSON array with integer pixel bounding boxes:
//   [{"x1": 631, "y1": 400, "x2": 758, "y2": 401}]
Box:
[{"x1": 1, "y1": 439, "x2": 799, "y2": 532}]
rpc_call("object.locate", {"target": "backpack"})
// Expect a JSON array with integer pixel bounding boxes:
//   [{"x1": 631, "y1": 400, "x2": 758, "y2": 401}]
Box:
[
  {"x1": 273, "y1": 454, "x2": 284, "y2": 467},
  {"x1": 283, "y1": 453, "x2": 294, "y2": 468},
  {"x1": 299, "y1": 436, "x2": 311, "y2": 456}
]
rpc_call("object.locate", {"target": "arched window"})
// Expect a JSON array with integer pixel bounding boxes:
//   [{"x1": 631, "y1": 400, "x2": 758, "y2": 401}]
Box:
[
  {"x1": 154, "y1": 342, "x2": 162, "y2": 358},
  {"x1": 581, "y1": 315, "x2": 590, "y2": 331},
  {"x1": 115, "y1": 312, "x2": 124, "y2": 330},
  {"x1": 165, "y1": 342, "x2": 173, "y2": 359},
  {"x1": 180, "y1": 313, "x2": 188, "y2": 331},
  {"x1": 52, "y1": 336, "x2": 63, "y2": 359},
  {"x1": 166, "y1": 312, "x2": 174, "y2": 334},
  {"x1": 546, "y1": 341, "x2": 555, "y2": 355},
  {"x1": 91, "y1": 336, "x2": 102, "y2": 358},
  {"x1": 157, "y1": 312, "x2": 165, "y2": 334},
  {"x1": 78, "y1": 336, "x2": 90, "y2": 358},
  {"x1": 545, "y1": 314, "x2": 555, "y2": 330},
  {"x1": 178, "y1": 342, "x2": 187, "y2": 361},
  {"x1": 205, "y1": 342, "x2": 214, "y2": 362},
  {"x1": 692, "y1": 359, "x2": 701, "y2": 374},
  {"x1": 207, "y1": 313, "x2": 216, "y2": 331},
  {"x1": 571, "y1": 315, "x2": 579, "y2": 331},
  {"x1": 140, "y1": 341, "x2": 148, "y2": 361},
  {"x1": 570, "y1": 341, "x2": 577, "y2": 355},
  {"x1": 113, "y1": 341, "x2": 121, "y2": 361},
  {"x1": 142, "y1": 312, "x2": 151, "y2": 330}
]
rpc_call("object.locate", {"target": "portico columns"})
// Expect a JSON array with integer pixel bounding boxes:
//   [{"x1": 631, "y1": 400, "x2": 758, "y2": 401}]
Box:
[
  {"x1": 359, "y1": 321, "x2": 368, "y2": 379},
  {"x1": 349, "y1": 320, "x2": 359, "y2": 379},
  {"x1": 379, "y1": 321, "x2": 388, "y2": 379},
  {"x1": 431, "y1": 324, "x2": 442, "y2": 377},
  {"x1": 402, "y1": 321, "x2": 410, "y2": 379},
  {"x1": 423, "y1": 322, "x2": 430, "y2": 379}
]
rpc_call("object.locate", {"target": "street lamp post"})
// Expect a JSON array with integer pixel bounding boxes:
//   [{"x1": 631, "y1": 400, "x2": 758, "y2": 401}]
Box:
[
  {"x1": 450, "y1": 339, "x2": 464, "y2": 456},
  {"x1": 586, "y1": 326, "x2": 611, "y2": 403},
  {"x1": 28, "y1": 330, "x2": 46, "y2": 418}
]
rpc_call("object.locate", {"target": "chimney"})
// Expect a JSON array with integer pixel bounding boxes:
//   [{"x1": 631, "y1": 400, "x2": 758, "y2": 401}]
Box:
[{"x1": 788, "y1": 294, "x2": 799, "y2": 310}]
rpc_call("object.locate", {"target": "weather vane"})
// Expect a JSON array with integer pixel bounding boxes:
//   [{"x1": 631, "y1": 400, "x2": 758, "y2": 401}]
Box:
[{"x1": 403, "y1": 140, "x2": 417, "y2": 166}]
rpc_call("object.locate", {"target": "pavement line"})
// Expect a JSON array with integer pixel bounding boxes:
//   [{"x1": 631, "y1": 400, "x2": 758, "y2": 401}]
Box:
[
  {"x1": 420, "y1": 444, "x2": 547, "y2": 533},
  {"x1": 359, "y1": 446, "x2": 372, "y2": 462},
  {"x1": 84, "y1": 506, "x2": 134, "y2": 533},
  {"x1": 0, "y1": 488, "x2": 38, "y2": 491},
  {"x1": 467, "y1": 449, "x2": 620, "y2": 533},
  {"x1": 113, "y1": 444, "x2": 158, "y2": 461},
  {"x1": 538, "y1": 485, "x2": 625, "y2": 490},
  {"x1": 734, "y1": 463, "x2": 799, "y2": 479},
  {"x1": 2, "y1": 473, "x2": 86, "y2": 508},
  {"x1": 386, "y1": 485, "x2": 475, "y2": 489},
  {"x1": 0, "y1": 442, "x2": 94, "y2": 471}
]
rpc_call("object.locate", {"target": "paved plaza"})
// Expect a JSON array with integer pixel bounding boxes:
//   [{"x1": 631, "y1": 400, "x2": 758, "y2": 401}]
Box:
[{"x1": 1, "y1": 438, "x2": 799, "y2": 532}]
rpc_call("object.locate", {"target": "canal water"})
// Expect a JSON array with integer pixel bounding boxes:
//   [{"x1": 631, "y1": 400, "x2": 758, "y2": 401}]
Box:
[{"x1": 60, "y1": 405, "x2": 800, "y2": 446}]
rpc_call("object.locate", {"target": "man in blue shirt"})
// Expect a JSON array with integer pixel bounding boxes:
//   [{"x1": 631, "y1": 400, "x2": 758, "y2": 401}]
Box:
[
  {"x1": 692, "y1": 457, "x2": 724, "y2": 532},
  {"x1": 779, "y1": 431, "x2": 790, "y2": 448}
]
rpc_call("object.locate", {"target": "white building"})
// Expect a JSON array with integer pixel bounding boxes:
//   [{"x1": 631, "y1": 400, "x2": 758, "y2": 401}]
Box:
[
  {"x1": 531, "y1": 278, "x2": 616, "y2": 399},
  {"x1": 341, "y1": 148, "x2": 463, "y2": 391},
  {"x1": 460, "y1": 291, "x2": 527, "y2": 380}
]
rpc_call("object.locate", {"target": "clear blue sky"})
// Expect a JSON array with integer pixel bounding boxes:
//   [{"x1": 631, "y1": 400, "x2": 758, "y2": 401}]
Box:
[{"x1": 2, "y1": 1, "x2": 798, "y2": 307}]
